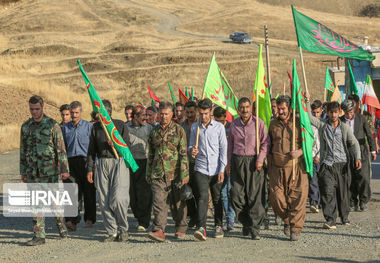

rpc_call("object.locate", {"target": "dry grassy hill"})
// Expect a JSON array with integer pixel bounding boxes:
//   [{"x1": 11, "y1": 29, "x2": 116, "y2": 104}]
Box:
[{"x1": 1, "y1": 0, "x2": 379, "y2": 151}]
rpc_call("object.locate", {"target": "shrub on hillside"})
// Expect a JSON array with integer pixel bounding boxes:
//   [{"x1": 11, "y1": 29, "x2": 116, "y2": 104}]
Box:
[{"x1": 359, "y1": 4, "x2": 380, "y2": 18}]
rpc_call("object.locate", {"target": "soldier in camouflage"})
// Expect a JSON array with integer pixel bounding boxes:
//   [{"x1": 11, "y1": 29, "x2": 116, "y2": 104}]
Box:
[
  {"x1": 20, "y1": 95, "x2": 70, "y2": 246},
  {"x1": 146, "y1": 101, "x2": 189, "y2": 242}
]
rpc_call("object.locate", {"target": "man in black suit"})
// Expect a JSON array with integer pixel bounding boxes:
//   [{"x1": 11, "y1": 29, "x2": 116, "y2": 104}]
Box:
[{"x1": 341, "y1": 99, "x2": 377, "y2": 212}]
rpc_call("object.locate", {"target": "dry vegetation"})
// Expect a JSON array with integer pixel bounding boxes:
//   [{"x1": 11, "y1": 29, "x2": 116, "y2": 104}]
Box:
[{"x1": 0, "y1": 0, "x2": 379, "y2": 152}]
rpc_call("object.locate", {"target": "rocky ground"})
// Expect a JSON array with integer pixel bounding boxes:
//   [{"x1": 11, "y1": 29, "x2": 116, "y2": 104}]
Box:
[{"x1": 0, "y1": 150, "x2": 379, "y2": 263}]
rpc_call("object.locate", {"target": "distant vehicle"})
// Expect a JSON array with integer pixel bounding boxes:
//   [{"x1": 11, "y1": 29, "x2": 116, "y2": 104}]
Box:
[{"x1": 229, "y1": 32, "x2": 252, "y2": 44}]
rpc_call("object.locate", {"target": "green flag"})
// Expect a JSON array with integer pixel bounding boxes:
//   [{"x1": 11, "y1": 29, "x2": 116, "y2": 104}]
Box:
[
  {"x1": 185, "y1": 87, "x2": 190, "y2": 98},
  {"x1": 191, "y1": 87, "x2": 194, "y2": 100},
  {"x1": 292, "y1": 5, "x2": 375, "y2": 61},
  {"x1": 253, "y1": 44, "x2": 272, "y2": 130},
  {"x1": 325, "y1": 66, "x2": 335, "y2": 101},
  {"x1": 291, "y1": 59, "x2": 314, "y2": 176},
  {"x1": 203, "y1": 54, "x2": 239, "y2": 118},
  {"x1": 168, "y1": 82, "x2": 177, "y2": 104},
  {"x1": 347, "y1": 61, "x2": 358, "y2": 95},
  {"x1": 77, "y1": 60, "x2": 139, "y2": 172}
]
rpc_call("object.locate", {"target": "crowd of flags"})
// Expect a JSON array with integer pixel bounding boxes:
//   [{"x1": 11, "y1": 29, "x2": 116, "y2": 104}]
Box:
[{"x1": 76, "y1": 6, "x2": 380, "y2": 175}]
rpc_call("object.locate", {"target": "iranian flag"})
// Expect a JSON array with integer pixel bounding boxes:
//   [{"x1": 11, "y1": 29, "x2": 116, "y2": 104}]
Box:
[
  {"x1": 203, "y1": 54, "x2": 239, "y2": 121},
  {"x1": 77, "y1": 60, "x2": 139, "y2": 172},
  {"x1": 292, "y1": 5, "x2": 375, "y2": 61},
  {"x1": 291, "y1": 59, "x2": 314, "y2": 176},
  {"x1": 363, "y1": 75, "x2": 380, "y2": 118},
  {"x1": 253, "y1": 44, "x2": 272, "y2": 130}
]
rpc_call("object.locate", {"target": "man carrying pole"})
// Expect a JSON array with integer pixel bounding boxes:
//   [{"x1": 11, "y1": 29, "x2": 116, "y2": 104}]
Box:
[{"x1": 227, "y1": 97, "x2": 269, "y2": 240}]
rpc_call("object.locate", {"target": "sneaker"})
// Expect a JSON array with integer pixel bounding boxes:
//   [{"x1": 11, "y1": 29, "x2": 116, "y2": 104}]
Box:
[
  {"x1": 194, "y1": 227, "x2": 207, "y2": 241},
  {"x1": 226, "y1": 222, "x2": 234, "y2": 231},
  {"x1": 359, "y1": 203, "x2": 368, "y2": 212},
  {"x1": 283, "y1": 224, "x2": 290, "y2": 237},
  {"x1": 103, "y1": 234, "x2": 118, "y2": 242},
  {"x1": 175, "y1": 232, "x2": 185, "y2": 239},
  {"x1": 26, "y1": 236, "x2": 46, "y2": 246},
  {"x1": 148, "y1": 229, "x2": 166, "y2": 242},
  {"x1": 310, "y1": 204, "x2": 319, "y2": 213},
  {"x1": 342, "y1": 219, "x2": 351, "y2": 226},
  {"x1": 214, "y1": 226, "x2": 224, "y2": 238},
  {"x1": 242, "y1": 226, "x2": 250, "y2": 236},
  {"x1": 137, "y1": 225, "x2": 146, "y2": 232},
  {"x1": 57, "y1": 222, "x2": 68, "y2": 239},
  {"x1": 322, "y1": 222, "x2": 337, "y2": 229},
  {"x1": 118, "y1": 232, "x2": 129, "y2": 242},
  {"x1": 290, "y1": 232, "x2": 299, "y2": 241}
]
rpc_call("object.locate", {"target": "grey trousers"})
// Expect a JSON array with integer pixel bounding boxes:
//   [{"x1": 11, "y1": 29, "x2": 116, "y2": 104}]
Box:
[{"x1": 95, "y1": 158, "x2": 130, "y2": 235}]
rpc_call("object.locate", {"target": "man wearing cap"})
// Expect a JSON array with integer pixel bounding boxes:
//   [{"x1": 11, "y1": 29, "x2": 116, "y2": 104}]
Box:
[{"x1": 340, "y1": 99, "x2": 376, "y2": 212}]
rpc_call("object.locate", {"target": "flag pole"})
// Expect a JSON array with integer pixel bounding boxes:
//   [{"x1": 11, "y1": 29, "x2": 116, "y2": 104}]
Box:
[
  {"x1": 99, "y1": 117, "x2": 119, "y2": 159},
  {"x1": 324, "y1": 87, "x2": 327, "y2": 102},
  {"x1": 256, "y1": 78, "x2": 260, "y2": 156},
  {"x1": 283, "y1": 82, "x2": 286, "y2": 95},
  {"x1": 298, "y1": 47, "x2": 310, "y2": 94},
  {"x1": 264, "y1": 25, "x2": 272, "y2": 97}
]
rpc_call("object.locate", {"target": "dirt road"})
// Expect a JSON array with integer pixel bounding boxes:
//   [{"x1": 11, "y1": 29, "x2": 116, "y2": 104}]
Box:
[{"x1": 0, "y1": 150, "x2": 379, "y2": 263}]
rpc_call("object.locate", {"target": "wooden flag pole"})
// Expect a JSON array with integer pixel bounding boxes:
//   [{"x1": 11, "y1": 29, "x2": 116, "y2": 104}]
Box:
[
  {"x1": 99, "y1": 116, "x2": 119, "y2": 159},
  {"x1": 324, "y1": 87, "x2": 327, "y2": 102},
  {"x1": 256, "y1": 78, "x2": 260, "y2": 156},
  {"x1": 283, "y1": 82, "x2": 286, "y2": 95},
  {"x1": 299, "y1": 47, "x2": 310, "y2": 94},
  {"x1": 264, "y1": 25, "x2": 272, "y2": 97}
]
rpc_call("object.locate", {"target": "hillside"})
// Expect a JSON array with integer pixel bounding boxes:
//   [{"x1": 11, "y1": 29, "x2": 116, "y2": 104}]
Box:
[{"x1": 0, "y1": 0, "x2": 379, "y2": 151}]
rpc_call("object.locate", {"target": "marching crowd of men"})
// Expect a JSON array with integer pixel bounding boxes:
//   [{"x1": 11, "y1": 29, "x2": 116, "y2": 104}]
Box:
[{"x1": 20, "y1": 91, "x2": 378, "y2": 246}]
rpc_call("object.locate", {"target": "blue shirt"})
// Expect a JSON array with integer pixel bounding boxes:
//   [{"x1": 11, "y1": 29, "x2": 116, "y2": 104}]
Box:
[
  {"x1": 188, "y1": 119, "x2": 227, "y2": 176},
  {"x1": 62, "y1": 119, "x2": 93, "y2": 158}
]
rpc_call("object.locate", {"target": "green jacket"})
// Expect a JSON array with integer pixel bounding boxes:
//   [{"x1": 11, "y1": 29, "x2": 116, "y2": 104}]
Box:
[
  {"x1": 146, "y1": 121, "x2": 189, "y2": 183},
  {"x1": 20, "y1": 115, "x2": 69, "y2": 180}
]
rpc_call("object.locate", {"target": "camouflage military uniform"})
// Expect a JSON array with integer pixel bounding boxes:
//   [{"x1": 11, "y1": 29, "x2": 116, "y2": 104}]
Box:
[
  {"x1": 146, "y1": 121, "x2": 189, "y2": 233},
  {"x1": 20, "y1": 115, "x2": 69, "y2": 238}
]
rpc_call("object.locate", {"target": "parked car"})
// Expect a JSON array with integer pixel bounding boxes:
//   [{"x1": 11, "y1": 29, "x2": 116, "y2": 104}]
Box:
[{"x1": 229, "y1": 32, "x2": 252, "y2": 44}]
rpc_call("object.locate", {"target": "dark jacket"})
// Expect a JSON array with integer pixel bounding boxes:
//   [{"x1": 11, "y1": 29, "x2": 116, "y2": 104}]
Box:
[
  {"x1": 340, "y1": 113, "x2": 376, "y2": 161},
  {"x1": 87, "y1": 119, "x2": 131, "y2": 172}
]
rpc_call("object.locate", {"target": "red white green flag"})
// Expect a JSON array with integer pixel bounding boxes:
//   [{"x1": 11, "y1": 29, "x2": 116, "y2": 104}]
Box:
[
  {"x1": 363, "y1": 75, "x2": 380, "y2": 110},
  {"x1": 77, "y1": 60, "x2": 139, "y2": 172},
  {"x1": 292, "y1": 5, "x2": 375, "y2": 61},
  {"x1": 203, "y1": 54, "x2": 239, "y2": 119}
]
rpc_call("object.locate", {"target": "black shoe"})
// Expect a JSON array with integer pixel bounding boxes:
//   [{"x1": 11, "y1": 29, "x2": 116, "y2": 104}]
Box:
[
  {"x1": 283, "y1": 224, "x2": 290, "y2": 237},
  {"x1": 188, "y1": 218, "x2": 197, "y2": 229},
  {"x1": 290, "y1": 232, "x2": 299, "y2": 241},
  {"x1": 242, "y1": 227, "x2": 250, "y2": 236},
  {"x1": 26, "y1": 236, "x2": 46, "y2": 246},
  {"x1": 57, "y1": 222, "x2": 68, "y2": 239},
  {"x1": 251, "y1": 231, "x2": 261, "y2": 240},
  {"x1": 350, "y1": 204, "x2": 359, "y2": 212},
  {"x1": 118, "y1": 232, "x2": 129, "y2": 242},
  {"x1": 103, "y1": 234, "x2": 118, "y2": 242},
  {"x1": 359, "y1": 203, "x2": 368, "y2": 212}
]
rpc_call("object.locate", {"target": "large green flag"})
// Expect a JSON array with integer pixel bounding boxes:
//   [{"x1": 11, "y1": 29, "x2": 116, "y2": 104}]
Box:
[
  {"x1": 203, "y1": 54, "x2": 239, "y2": 118},
  {"x1": 325, "y1": 66, "x2": 335, "y2": 101},
  {"x1": 292, "y1": 5, "x2": 375, "y2": 61},
  {"x1": 253, "y1": 44, "x2": 272, "y2": 130},
  {"x1": 291, "y1": 59, "x2": 314, "y2": 176},
  {"x1": 347, "y1": 61, "x2": 358, "y2": 95},
  {"x1": 168, "y1": 82, "x2": 177, "y2": 104},
  {"x1": 77, "y1": 60, "x2": 139, "y2": 172}
]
